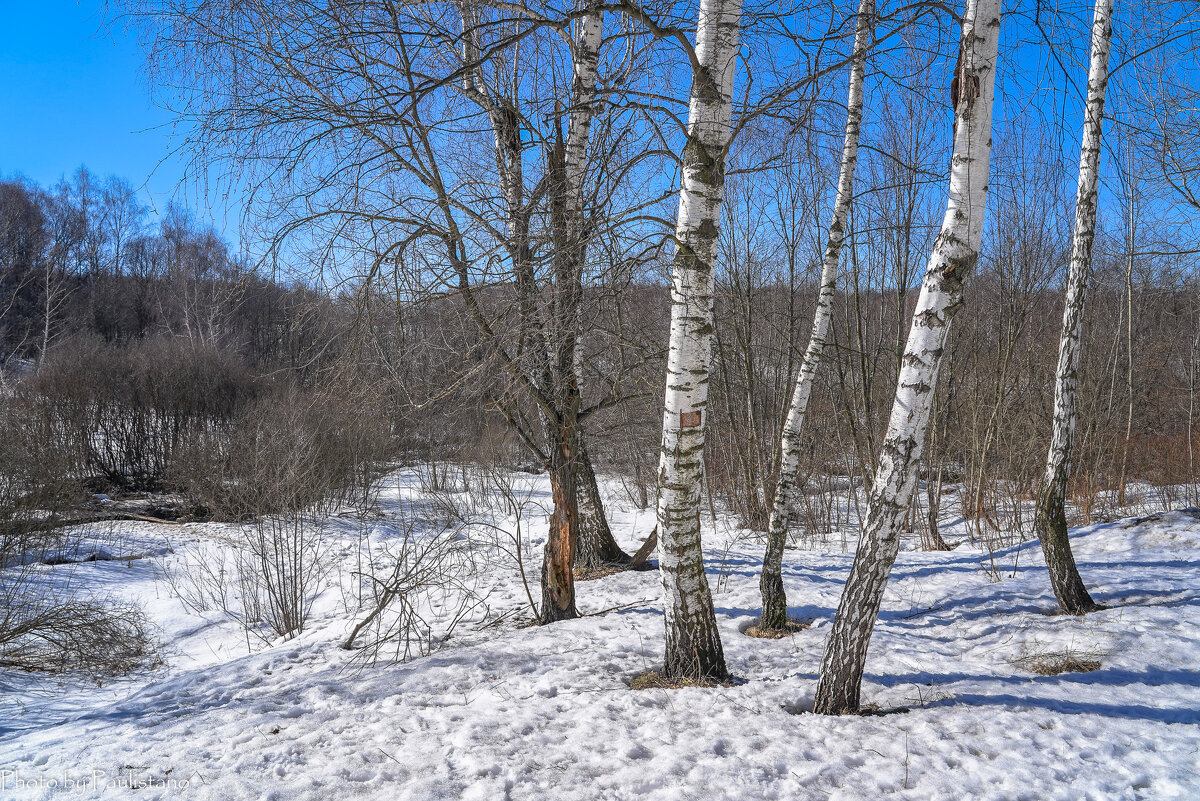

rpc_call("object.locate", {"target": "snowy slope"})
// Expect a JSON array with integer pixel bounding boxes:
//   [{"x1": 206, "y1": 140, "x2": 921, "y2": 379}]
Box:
[{"x1": 1, "y1": 471, "x2": 1198, "y2": 800}]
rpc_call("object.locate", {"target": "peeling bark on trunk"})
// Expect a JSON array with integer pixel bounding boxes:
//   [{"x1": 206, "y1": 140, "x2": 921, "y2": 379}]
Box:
[
  {"x1": 459, "y1": 1, "x2": 611, "y2": 621},
  {"x1": 759, "y1": 0, "x2": 874, "y2": 631},
  {"x1": 540, "y1": 424, "x2": 581, "y2": 623},
  {"x1": 576, "y1": 443, "x2": 632, "y2": 571},
  {"x1": 655, "y1": 0, "x2": 742, "y2": 681},
  {"x1": 1034, "y1": 0, "x2": 1112, "y2": 617},
  {"x1": 812, "y1": 0, "x2": 1001, "y2": 715}
]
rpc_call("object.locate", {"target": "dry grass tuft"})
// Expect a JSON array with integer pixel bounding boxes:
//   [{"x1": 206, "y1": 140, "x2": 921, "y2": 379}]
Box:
[
  {"x1": 627, "y1": 670, "x2": 739, "y2": 690},
  {"x1": 574, "y1": 563, "x2": 630, "y2": 581},
  {"x1": 743, "y1": 618, "x2": 811, "y2": 639},
  {"x1": 1013, "y1": 649, "x2": 1102, "y2": 676}
]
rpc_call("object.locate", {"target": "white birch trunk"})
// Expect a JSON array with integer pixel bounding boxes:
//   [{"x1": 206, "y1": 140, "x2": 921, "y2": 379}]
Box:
[
  {"x1": 759, "y1": 0, "x2": 874, "y2": 631},
  {"x1": 1034, "y1": 0, "x2": 1113, "y2": 616},
  {"x1": 812, "y1": 0, "x2": 1002, "y2": 714},
  {"x1": 564, "y1": 3, "x2": 602, "y2": 213},
  {"x1": 656, "y1": 0, "x2": 742, "y2": 680},
  {"x1": 561, "y1": 4, "x2": 633, "y2": 570}
]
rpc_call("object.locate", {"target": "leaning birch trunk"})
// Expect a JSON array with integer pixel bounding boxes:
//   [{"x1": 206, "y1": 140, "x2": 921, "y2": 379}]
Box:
[
  {"x1": 1033, "y1": 0, "x2": 1113, "y2": 616},
  {"x1": 655, "y1": 0, "x2": 742, "y2": 680},
  {"x1": 758, "y1": 0, "x2": 874, "y2": 632},
  {"x1": 812, "y1": 0, "x2": 1001, "y2": 715}
]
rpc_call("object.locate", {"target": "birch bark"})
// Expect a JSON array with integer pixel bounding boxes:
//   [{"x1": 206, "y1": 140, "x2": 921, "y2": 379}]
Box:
[
  {"x1": 1033, "y1": 0, "x2": 1113, "y2": 616},
  {"x1": 564, "y1": 3, "x2": 632, "y2": 572},
  {"x1": 759, "y1": 0, "x2": 874, "y2": 632},
  {"x1": 656, "y1": 0, "x2": 742, "y2": 680},
  {"x1": 576, "y1": 444, "x2": 633, "y2": 570},
  {"x1": 812, "y1": 0, "x2": 1001, "y2": 715}
]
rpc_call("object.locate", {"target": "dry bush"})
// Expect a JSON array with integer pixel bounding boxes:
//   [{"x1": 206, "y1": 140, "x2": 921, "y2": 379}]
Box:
[
  {"x1": 162, "y1": 523, "x2": 332, "y2": 642},
  {"x1": 175, "y1": 382, "x2": 392, "y2": 521},
  {"x1": 26, "y1": 335, "x2": 260, "y2": 492},
  {"x1": 343, "y1": 511, "x2": 480, "y2": 663},
  {"x1": 161, "y1": 540, "x2": 236, "y2": 616},
  {"x1": 431, "y1": 464, "x2": 542, "y2": 617},
  {"x1": 166, "y1": 384, "x2": 393, "y2": 640},
  {"x1": 0, "y1": 397, "x2": 155, "y2": 679},
  {"x1": 240, "y1": 515, "x2": 333, "y2": 639},
  {"x1": 0, "y1": 397, "x2": 81, "y2": 563},
  {"x1": 0, "y1": 570, "x2": 154, "y2": 676}
]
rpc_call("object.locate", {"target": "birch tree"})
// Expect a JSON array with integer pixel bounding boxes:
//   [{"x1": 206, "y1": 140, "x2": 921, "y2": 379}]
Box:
[
  {"x1": 1033, "y1": 0, "x2": 1115, "y2": 616},
  {"x1": 129, "y1": 0, "x2": 655, "y2": 623},
  {"x1": 656, "y1": 0, "x2": 743, "y2": 680},
  {"x1": 758, "y1": 0, "x2": 875, "y2": 633},
  {"x1": 812, "y1": 0, "x2": 1002, "y2": 715}
]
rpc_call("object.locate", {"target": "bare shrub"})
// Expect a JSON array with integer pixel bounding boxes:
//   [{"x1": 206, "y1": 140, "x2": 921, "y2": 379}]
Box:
[
  {"x1": 26, "y1": 335, "x2": 260, "y2": 492},
  {"x1": 240, "y1": 515, "x2": 333, "y2": 639},
  {"x1": 343, "y1": 511, "x2": 479, "y2": 663},
  {"x1": 176, "y1": 382, "x2": 392, "y2": 520},
  {"x1": 160, "y1": 540, "x2": 235, "y2": 616},
  {"x1": 0, "y1": 570, "x2": 154, "y2": 676},
  {"x1": 160, "y1": 523, "x2": 329, "y2": 642},
  {"x1": 0, "y1": 397, "x2": 81, "y2": 562},
  {"x1": 432, "y1": 464, "x2": 542, "y2": 617},
  {"x1": 166, "y1": 384, "x2": 392, "y2": 640}
]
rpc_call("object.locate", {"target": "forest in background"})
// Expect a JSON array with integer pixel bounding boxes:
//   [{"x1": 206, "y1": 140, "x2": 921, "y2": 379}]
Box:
[
  {"x1": 3, "y1": 153, "x2": 1199, "y2": 548},
  {"x1": 3, "y1": 0, "x2": 1200, "y2": 715}
]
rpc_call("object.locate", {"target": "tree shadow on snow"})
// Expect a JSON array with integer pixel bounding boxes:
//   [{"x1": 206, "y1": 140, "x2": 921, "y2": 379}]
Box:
[
  {"x1": 871, "y1": 667, "x2": 1200, "y2": 724},
  {"x1": 921, "y1": 691, "x2": 1200, "y2": 724}
]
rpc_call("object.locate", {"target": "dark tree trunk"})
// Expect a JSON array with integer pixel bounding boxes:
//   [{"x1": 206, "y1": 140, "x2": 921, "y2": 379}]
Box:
[
  {"x1": 759, "y1": 543, "x2": 789, "y2": 630},
  {"x1": 539, "y1": 425, "x2": 580, "y2": 623},
  {"x1": 1034, "y1": 479, "x2": 1101, "y2": 615},
  {"x1": 811, "y1": 501, "x2": 903, "y2": 715},
  {"x1": 575, "y1": 443, "x2": 631, "y2": 571}
]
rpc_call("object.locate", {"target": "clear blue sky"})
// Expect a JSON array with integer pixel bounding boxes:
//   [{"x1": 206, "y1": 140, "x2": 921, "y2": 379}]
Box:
[{"x1": 0, "y1": 1, "x2": 234, "y2": 234}]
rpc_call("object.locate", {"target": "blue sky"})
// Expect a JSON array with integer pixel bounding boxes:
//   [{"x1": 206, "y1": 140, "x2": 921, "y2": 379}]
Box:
[{"x1": 0, "y1": 1, "x2": 233, "y2": 232}]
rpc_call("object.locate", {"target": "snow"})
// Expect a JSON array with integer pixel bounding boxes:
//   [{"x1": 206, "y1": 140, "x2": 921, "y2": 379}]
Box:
[{"x1": 2, "y1": 470, "x2": 1199, "y2": 800}]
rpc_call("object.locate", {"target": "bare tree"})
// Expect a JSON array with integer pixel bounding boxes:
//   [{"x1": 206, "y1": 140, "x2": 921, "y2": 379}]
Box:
[
  {"x1": 127, "y1": 0, "x2": 661, "y2": 623},
  {"x1": 758, "y1": 0, "x2": 874, "y2": 632},
  {"x1": 1033, "y1": 0, "x2": 1115, "y2": 616},
  {"x1": 813, "y1": 0, "x2": 1001, "y2": 715}
]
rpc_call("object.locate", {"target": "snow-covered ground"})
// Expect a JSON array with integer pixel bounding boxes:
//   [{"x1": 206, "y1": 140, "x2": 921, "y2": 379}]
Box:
[{"x1": 2, "y1": 469, "x2": 1199, "y2": 800}]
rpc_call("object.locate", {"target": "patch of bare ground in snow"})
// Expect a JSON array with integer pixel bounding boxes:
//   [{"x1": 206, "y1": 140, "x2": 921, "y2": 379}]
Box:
[
  {"x1": 742, "y1": 618, "x2": 811, "y2": 639},
  {"x1": 626, "y1": 670, "x2": 742, "y2": 690},
  {"x1": 1013, "y1": 650, "x2": 1104, "y2": 676}
]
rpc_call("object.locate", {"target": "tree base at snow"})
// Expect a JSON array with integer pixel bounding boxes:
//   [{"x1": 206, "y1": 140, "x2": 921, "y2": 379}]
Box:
[
  {"x1": 627, "y1": 669, "x2": 740, "y2": 690},
  {"x1": 1034, "y1": 486, "x2": 1104, "y2": 616},
  {"x1": 742, "y1": 617, "x2": 810, "y2": 639}
]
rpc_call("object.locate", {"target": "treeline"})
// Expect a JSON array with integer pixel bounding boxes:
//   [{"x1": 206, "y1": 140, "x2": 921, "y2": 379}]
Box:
[
  {"x1": 0, "y1": 170, "x2": 332, "y2": 369},
  {"x1": 703, "y1": 257, "x2": 1200, "y2": 542},
  {"x1": 5, "y1": 166, "x2": 1197, "y2": 548},
  {"x1": 356, "y1": 232, "x2": 1200, "y2": 548},
  {"x1": 0, "y1": 170, "x2": 394, "y2": 547}
]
